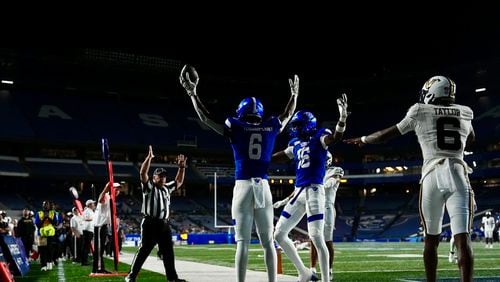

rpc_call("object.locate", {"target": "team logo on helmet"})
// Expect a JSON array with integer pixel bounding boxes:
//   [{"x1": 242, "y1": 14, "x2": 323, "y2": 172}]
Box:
[
  {"x1": 289, "y1": 111, "x2": 317, "y2": 139},
  {"x1": 236, "y1": 97, "x2": 264, "y2": 122},
  {"x1": 420, "y1": 75, "x2": 456, "y2": 105}
]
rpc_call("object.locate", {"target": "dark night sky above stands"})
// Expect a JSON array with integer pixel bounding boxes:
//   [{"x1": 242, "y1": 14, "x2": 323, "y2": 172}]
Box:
[{"x1": 1, "y1": 16, "x2": 498, "y2": 113}]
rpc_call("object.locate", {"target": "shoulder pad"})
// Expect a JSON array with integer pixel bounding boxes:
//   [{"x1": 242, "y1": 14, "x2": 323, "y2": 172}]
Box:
[
  {"x1": 316, "y1": 128, "x2": 332, "y2": 138},
  {"x1": 406, "y1": 103, "x2": 420, "y2": 116},
  {"x1": 288, "y1": 137, "x2": 300, "y2": 146},
  {"x1": 461, "y1": 105, "x2": 474, "y2": 120}
]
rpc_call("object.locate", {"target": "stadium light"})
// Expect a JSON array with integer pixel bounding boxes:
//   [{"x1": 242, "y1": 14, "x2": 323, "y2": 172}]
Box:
[
  {"x1": 472, "y1": 161, "x2": 477, "y2": 167},
  {"x1": 340, "y1": 179, "x2": 347, "y2": 183},
  {"x1": 384, "y1": 166, "x2": 395, "y2": 172},
  {"x1": 464, "y1": 151, "x2": 473, "y2": 155},
  {"x1": 279, "y1": 179, "x2": 283, "y2": 184},
  {"x1": 395, "y1": 166, "x2": 403, "y2": 171},
  {"x1": 403, "y1": 166, "x2": 408, "y2": 170},
  {"x1": 288, "y1": 179, "x2": 294, "y2": 184},
  {"x1": 375, "y1": 168, "x2": 381, "y2": 174},
  {"x1": 370, "y1": 188, "x2": 377, "y2": 194},
  {"x1": 475, "y1": 88, "x2": 486, "y2": 93},
  {"x1": 1, "y1": 80, "x2": 13, "y2": 84},
  {"x1": 406, "y1": 189, "x2": 410, "y2": 193}
]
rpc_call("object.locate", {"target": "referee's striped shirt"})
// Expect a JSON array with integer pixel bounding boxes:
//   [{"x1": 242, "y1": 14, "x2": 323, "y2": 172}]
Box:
[{"x1": 141, "y1": 179, "x2": 177, "y2": 220}]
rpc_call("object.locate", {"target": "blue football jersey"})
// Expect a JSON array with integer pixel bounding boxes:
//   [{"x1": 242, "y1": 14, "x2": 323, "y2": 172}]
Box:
[
  {"x1": 224, "y1": 116, "x2": 282, "y2": 180},
  {"x1": 288, "y1": 128, "x2": 332, "y2": 187}
]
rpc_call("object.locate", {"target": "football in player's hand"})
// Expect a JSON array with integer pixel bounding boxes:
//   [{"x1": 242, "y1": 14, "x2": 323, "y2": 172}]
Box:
[{"x1": 186, "y1": 65, "x2": 198, "y2": 82}]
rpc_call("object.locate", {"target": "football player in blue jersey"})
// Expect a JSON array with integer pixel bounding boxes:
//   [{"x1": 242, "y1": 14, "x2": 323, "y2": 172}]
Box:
[
  {"x1": 273, "y1": 153, "x2": 344, "y2": 280},
  {"x1": 180, "y1": 65, "x2": 299, "y2": 282},
  {"x1": 271, "y1": 94, "x2": 348, "y2": 282}
]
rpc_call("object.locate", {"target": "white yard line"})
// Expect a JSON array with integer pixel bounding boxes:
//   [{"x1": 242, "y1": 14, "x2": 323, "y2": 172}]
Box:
[
  {"x1": 335, "y1": 267, "x2": 500, "y2": 273},
  {"x1": 57, "y1": 261, "x2": 66, "y2": 282}
]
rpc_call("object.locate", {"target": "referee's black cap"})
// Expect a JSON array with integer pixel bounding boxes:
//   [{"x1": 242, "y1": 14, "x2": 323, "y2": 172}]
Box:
[{"x1": 153, "y1": 168, "x2": 167, "y2": 176}]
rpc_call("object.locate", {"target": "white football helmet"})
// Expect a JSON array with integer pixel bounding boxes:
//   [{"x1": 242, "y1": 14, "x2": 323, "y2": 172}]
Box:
[
  {"x1": 332, "y1": 166, "x2": 344, "y2": 178},
  {"x1": 326, "y1": 151, "x2": 333, "y2": 167},
  {"x1": 420, "y1": 75, "x2": 456, "y2": 105}
]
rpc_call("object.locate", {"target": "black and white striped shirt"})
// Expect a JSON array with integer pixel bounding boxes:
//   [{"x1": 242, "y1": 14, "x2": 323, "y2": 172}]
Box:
[{"x1": 141, "y1": 179, "x2": 177, "y2": 220}]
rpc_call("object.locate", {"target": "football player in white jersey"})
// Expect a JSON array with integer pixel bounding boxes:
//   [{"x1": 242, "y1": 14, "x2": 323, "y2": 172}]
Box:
[
  {"x1": 482, "y1": 211, "x2": 495, "y2": 248},
  {"x1": 345, "y1": 76, "x2": 475, "y2": 282}
]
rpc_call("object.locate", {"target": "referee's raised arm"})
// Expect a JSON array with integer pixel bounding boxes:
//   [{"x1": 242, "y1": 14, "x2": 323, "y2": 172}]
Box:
[
  {"x1": 140, "y1": 145, "x2": 154, "y2": 185},
  {"x1": 174, "y1": 154, "x2": 187, "y2": 189}
]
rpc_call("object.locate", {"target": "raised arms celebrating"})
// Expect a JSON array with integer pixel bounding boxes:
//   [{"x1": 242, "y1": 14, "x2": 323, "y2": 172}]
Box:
[
  {"x1": 278, "y1": 74, "x2": 299, "y2": 130},
  {"x1": 181, "y1": 64, "x2": 300, "y2": 135},
  {"x1": 323, "y1": 93, "x2": 349, "y2": 146},
  {"x1": 180, "y1": 65, "x2": 225, "y2": 136}
]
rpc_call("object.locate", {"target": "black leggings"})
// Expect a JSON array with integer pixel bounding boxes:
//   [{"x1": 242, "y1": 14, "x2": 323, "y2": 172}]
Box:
[
  {"x1": 128, "y1": 217, "x2": 178, "y2": 280},
  {"x1": 93, "y1": 225, "x2": 108, "y2": 272}
]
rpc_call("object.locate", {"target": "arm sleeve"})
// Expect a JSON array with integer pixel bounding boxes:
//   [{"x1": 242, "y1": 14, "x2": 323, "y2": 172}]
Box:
[
  {"x1": 319, "y1": 128, "x2": 333, "y2": 149},
  {"x1": 284, "y1": 146, "x2": 295, "y2": 159}
]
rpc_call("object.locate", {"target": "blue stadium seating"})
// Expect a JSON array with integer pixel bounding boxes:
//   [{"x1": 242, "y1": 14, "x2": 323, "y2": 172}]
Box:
[
  {"x1": 25, "y1": 158, "x2": 89, "y2": 177},
  {"x1": 3, "y1": 91, "x2": 498, "y2": 152},
  {"x1": 0, "y1": 156, "x2": 28, "y2": 177},
  {"x1": 0, "y1": 99, "x2": 35, "y2": 139},
  {"x1": 87, "y1": 160, "x2": 138, "y2": 178}
]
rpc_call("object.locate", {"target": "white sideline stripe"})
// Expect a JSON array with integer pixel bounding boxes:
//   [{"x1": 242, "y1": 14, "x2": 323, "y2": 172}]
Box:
[
  {"x1": 332, "y1": 257, "x2": 500, "y2": 264},
  {"x1": 57, "y1": 261, "x2": 66, "y2": 282},
  {"x1": 119, "y1": 251, "x2": 298, "y2": 281},
  {"x1": 398, "y1": 278, "x2": 500, "y2": 282},
  {"x1": 335, "y1": 267, "x2": 500, "y2": 273}
]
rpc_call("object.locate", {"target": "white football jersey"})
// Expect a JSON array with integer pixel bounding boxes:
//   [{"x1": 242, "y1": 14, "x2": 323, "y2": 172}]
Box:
[
  {"x1": 324, "y1": 167, "x2": 340, "y2": 205},
  {"x1": 397, "y1": 103, "x2": 473, "y2": 165},
  {"x1": 482, "y1": 216, "x2": 496, "y2": 230}
]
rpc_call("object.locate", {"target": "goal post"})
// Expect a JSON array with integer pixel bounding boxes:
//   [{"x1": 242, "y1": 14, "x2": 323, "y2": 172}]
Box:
[{"x1": 214, "y1": 172, "x2": 233, "y2": 231}]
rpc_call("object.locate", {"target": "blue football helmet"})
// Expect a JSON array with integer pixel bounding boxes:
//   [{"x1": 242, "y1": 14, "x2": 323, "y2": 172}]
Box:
[
  {"x1": 236, "y1": 97, "x2": 264, "y2": 122},
  {"x1": 289, "y1": 111, "x2": 317, "y2": 139}
]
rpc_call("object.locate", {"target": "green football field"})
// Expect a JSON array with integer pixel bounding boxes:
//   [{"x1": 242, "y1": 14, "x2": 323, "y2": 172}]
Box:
[{"x1": 16, "y1": 242, "x2": 500, "y2": 281}]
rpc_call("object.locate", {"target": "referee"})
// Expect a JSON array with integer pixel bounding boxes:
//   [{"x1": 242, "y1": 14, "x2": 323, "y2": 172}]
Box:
[{"x1": 126, "y1": 145, "x2": 187, "y2": 282}]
